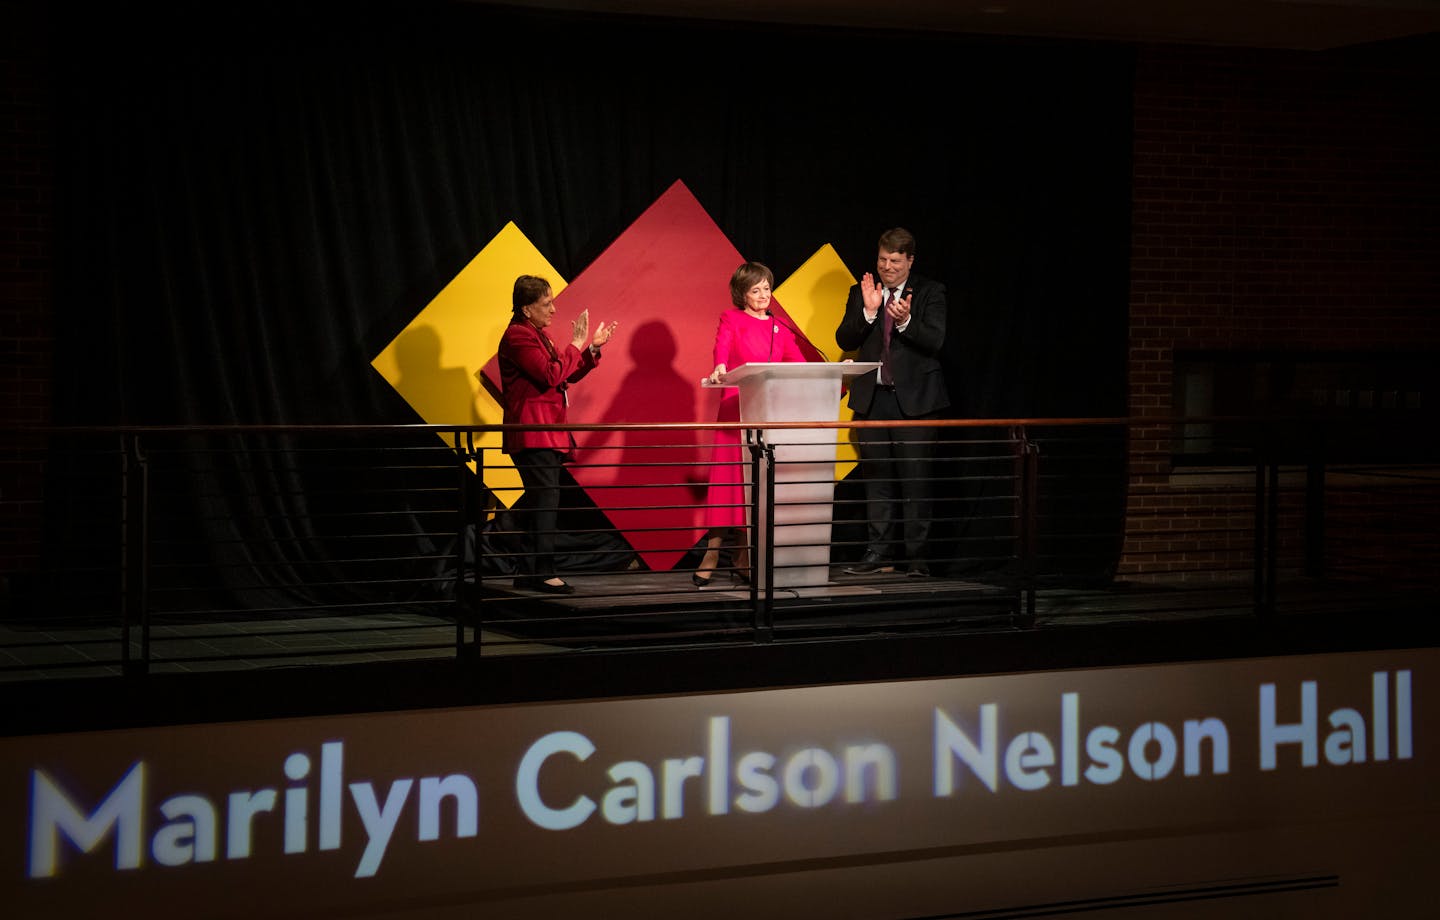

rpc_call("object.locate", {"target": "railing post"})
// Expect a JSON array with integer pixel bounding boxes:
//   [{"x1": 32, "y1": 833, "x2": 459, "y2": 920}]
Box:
[
  {"x1": 120, "y1": 433, "x2": 150, "y2": 676},
  {"x1": 746, "y1": 428, "x2": 772, "y2": 643},
  {"x1": 1010, "y1": 426, "x2": 1039, "y2": 628},
  {"x1": 455, "y1": 430, "x2": 475, "y2": 660},
  {"x1": 1022, "y1": 429, "x2": 1040, "y2": 628}
]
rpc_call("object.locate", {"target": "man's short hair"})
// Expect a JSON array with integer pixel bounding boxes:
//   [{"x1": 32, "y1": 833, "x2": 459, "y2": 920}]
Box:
[{"x1": 878, "y1": 227, "x2": 916, "y2": 257}]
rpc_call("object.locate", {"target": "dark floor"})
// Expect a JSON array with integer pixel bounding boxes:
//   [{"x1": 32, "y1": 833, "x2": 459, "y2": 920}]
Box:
[
  {"x1": 4, "y1": 563, "x2": 1437, "y2": 740},
  {"x1": 5, "y1": 564, "x2": 1433, "y2": 679}
]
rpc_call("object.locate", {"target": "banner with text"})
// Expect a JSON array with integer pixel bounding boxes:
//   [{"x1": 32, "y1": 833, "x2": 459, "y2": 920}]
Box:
[{"x1": 3, "y1": 649, "x2": 1434, "y2": 916}]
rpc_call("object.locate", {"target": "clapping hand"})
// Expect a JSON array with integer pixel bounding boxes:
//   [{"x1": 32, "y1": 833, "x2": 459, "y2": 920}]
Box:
[
  {"x1": 887, "y1": 291, "x2": 912, "y2": 325},
  {"x1": 592, "y1": 320, "x2": 616, "y2": 348},
  {"x1": 570, "y1": 309, "x2": 591, "y2": 350},
  {"x1": 569, "y1": 308, "x2": 617, "y2": 351},
  {"x1": 859, "y1": 272, "x2": 884, "y2": 313}
]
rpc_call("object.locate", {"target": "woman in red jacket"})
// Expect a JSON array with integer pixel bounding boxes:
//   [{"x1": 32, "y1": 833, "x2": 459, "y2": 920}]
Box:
[{"x1": 499, "y1": 275, "x2": 615, "y2": 594}]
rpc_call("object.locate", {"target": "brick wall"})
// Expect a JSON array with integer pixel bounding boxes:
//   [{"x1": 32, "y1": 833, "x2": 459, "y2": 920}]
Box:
[
  {"x1": 0, "y1": 0, "x2": 53, "y2": 589},
  {"x1": 1121, "y1": 38, "x2": 1440, "y2": 582}
]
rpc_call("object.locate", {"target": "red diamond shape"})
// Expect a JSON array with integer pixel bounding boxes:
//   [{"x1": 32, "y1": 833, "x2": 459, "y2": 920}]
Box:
[{"x1": 482, "y1": 180, "x2": 823, "y2": 571}]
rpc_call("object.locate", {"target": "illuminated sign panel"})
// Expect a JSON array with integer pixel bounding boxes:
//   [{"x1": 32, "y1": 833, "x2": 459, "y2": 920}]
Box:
[{"x1": 3, "y1": 650, "x2": 1435, "y2": 916}]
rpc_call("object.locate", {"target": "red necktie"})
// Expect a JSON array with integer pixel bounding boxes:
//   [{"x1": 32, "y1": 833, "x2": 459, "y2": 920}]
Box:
[{"x1": 880, "y1": 287, "x2": 894, "y2": 385}]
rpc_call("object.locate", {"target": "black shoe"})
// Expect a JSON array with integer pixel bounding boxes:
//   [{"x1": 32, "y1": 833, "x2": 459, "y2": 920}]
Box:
[
  {"x1": 844, "y1": 553, "x2": 896, "y2": 575},
  {"x1": 515, "y1": 576, "x2": 575, "y2": 595},
  {"x1": 906, "y1": 562, "x2": 931, "y2": 578},
  {"x1": 731, "y1": 569, "x2": 751, "y2": 586},
  {"x1": 692, "y1": 570, "x2": 713, "y2": 587}
]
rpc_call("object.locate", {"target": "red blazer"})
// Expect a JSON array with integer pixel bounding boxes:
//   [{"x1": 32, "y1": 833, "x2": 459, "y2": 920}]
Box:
[{"x1": 498, "y1": 319, "x2": 600, "y2": 456}]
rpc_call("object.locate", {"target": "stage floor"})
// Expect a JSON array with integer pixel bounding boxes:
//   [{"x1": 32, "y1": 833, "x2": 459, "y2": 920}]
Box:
[
  {"x1": 5, "y1": 565, "x2": 1435, "y2": 685},
  {"x1": 4, "y1": 565, "x2": 1438, "y2": 738}
]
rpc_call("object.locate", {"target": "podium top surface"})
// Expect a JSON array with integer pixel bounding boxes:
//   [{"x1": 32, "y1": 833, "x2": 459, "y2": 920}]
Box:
[{"x1": 700, "y1": 361, "x2": 882, "y2": 388}]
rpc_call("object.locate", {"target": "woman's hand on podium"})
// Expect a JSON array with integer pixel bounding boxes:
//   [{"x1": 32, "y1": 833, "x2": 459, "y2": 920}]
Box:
[{"x1": 708, "y1": 363, "x2": 728, "y2": 385}]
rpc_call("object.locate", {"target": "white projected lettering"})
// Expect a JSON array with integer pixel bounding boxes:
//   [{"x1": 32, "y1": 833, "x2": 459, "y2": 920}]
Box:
[
  {"x1": 26, "y1": 742, "x2": 481, "y2": 880},
  {"x1": 18, "y1": 668, "x2": 1420, "y2": 887},
  {"x1": 601, "y1": 762, "x2": 655, "y2": 824},
  {"x1": 1258, "y1": 670, "x2": 1413, "y2": 770},
  {"x1": 348, "y1": 779, "x2": 411, "y2": 877},
  {"x1": 934, "y1": 691, "x2": 1233, "y2": 795},
  {"x1": 734, "y1": 751, "x2": 779, "y2": 812},
  {"x1": 153, "y1": 795, "x2": 217, "y2": 867},
  {"x1": 418, "y1": 776, "x2": 480, "y2": 841},
  {"x1": 29, "y1": 762, "x2": 145, "y2": 877},
  {"x1": 283, "y1": 752, "x2": 310, "y2": 855},
  {"x1": 783, "y1": 748, "x2": 839, "y2": 807},
  {"x1": 225, "y1": 788, "x2": 278, "y2": 859},
  {"x1": 515, "y1": 730, "x2": 596, "y2": 830},
  {"x1": 514, "y1": 716, "x2": 899, "y2": 830}
]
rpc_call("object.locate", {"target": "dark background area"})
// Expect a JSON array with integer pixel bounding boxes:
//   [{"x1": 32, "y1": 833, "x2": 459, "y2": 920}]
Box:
[
  {"x1": 8, "y1": 3, "x2": 1438, "y2": 597},
  {"x1": 34, "y1": 0, "x2": 1136, "y2": 587},
  {"x1": 48, "y1": 0, "x2": 1132, "y2": 427}
]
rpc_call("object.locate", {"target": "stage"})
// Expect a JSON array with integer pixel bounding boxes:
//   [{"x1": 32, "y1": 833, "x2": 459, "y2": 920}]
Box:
[{"x1": 5, "y1": 563, "x2": 1437, "y2": 736}]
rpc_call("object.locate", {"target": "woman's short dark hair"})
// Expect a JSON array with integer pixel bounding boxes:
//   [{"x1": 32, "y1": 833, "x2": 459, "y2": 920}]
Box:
[
  {"x1": 512, "y1": 275, "x2": 551, "y2": 317},
  {"x1": 729, "y1": 262, "x2": 775, "y2": 308}
]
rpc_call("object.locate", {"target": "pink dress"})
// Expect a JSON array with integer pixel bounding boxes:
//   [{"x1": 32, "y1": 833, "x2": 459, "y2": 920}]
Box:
[{"x1": 704, "y1": 309, "x2": 807, "y2": 529}]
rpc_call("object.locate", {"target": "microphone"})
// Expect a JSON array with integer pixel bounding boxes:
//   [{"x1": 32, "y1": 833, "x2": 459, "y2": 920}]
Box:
[
  {"x1": 767, "y1": 311, "x2": 808, "y2": 355},
  {"x1": 766, "y1": 310, "x2": 798, "y2": 338}
]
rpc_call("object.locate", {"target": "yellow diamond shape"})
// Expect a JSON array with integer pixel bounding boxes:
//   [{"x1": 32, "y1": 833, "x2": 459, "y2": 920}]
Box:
[
  {"x1": 370, "y1": 222, "x2": 566, "y2": 508},
  {"x1": 775, "y1": 244, "x2": 860, "y2": 480}
]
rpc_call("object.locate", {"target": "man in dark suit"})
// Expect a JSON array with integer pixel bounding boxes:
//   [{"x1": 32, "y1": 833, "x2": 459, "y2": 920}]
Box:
[{"x1": 835, "y1": 227, "x2": 948, "y2": 576}]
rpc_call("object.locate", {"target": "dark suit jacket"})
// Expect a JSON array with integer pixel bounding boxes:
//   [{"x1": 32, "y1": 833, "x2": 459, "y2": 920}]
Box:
[
  {"x1": 498, "y1": 319, "x2": 600, "y2": 456},
  {"x1": 835, "y1": 272, "x2": 949, "y2": 417}
]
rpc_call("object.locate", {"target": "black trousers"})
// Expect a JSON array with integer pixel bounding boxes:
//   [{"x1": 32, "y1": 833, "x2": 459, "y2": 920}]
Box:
[
  {"x1": 512, "y1": 448, "x2": 566, "y2": 579},
  {"x1": 854, "y1": 388, "x2": 937, "y2": 562}
]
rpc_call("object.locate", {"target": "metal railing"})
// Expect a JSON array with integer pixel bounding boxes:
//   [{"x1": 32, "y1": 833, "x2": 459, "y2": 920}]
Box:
[{"x1": 2, "y1": 417, "x2": 1437, "y2": 679}]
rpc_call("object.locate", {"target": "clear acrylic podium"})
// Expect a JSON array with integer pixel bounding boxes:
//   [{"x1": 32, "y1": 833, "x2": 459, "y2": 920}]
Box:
[{"x1": 704, "y1": 361, "x2": 881, "y2": 589}]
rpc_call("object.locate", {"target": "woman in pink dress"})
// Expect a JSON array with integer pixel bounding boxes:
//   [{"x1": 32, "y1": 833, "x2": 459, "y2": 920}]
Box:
[{"x1": 694, "y1": 262, "x2": 807, "y2": 586}]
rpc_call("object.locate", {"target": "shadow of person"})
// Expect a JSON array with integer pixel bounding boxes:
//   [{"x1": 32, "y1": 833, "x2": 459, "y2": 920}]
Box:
[
  {"x1": 393, "y1": 324, "x2": 485, "y2": 429},
  {"x1": 392, "y1": 324, "x2": 496, "y2": 589},
  {"x1": 576, "y1": 320, "x2": 707, "y2": 571},
  {"x1": 455, "y1": 322, "x2": 638, "y2": 585}
]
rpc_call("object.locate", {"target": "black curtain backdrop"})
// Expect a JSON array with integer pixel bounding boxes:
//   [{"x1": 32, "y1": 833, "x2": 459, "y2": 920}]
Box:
[{"x1": 45, "y1": 0, "x2": 1133, "y2": 602}]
